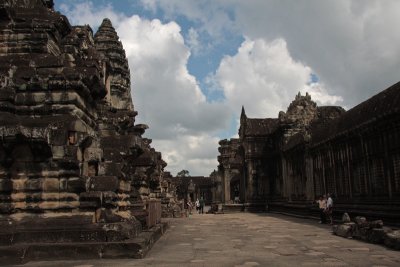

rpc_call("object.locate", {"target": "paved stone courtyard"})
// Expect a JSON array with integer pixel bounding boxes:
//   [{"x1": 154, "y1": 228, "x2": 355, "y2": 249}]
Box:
[{"x1": 11, "y1": 213, "x2": 400, "y2": 267}]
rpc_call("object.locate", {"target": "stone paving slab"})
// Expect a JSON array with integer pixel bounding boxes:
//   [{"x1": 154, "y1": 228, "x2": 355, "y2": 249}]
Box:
[{"x1": 8, "y1": 213, "x2": 400, "y2": 267}]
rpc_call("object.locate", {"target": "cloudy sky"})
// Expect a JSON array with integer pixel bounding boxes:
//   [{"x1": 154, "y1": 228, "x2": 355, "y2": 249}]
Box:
[{"x1": 56, "y1": 0, "x2": 400, "y2": 176}]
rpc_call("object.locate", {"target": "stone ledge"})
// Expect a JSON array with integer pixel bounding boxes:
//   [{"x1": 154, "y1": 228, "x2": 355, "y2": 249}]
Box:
[
  {"x1": 0, "y1": 222, "x2": 168, "y2": 265},
  {"x1": 222, "y1": 204, "x2": 244, "y2": 213},
  {"x1": 223, "y1": 203, "x2": 268, "y2": 213}
]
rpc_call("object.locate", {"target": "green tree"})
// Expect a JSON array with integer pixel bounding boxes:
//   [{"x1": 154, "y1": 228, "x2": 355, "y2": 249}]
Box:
[{"x1": 176, "y1": 169, "x2": 190, "y2": 177}]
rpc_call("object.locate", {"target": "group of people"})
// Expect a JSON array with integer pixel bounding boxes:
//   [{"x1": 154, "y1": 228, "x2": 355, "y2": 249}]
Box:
[
  {"x1": 316, "y1": 193, "x2": 333, "y2": 224},
  {"x1": 187, "y1": 197, "x2": 205, "y2": 215},
  {"x1": 188, "y1": 194, "x2": 333, "y2": 222}
]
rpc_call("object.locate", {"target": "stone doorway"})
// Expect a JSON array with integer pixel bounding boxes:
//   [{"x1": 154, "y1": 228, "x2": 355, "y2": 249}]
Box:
[{"x1": 230, "y1": 176, "x2": 241, "y2": 203}]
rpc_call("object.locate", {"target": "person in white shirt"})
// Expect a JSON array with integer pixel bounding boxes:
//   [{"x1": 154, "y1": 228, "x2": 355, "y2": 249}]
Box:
[
  {"x1": 325, "y1": 193, "x2": 333, "y2": 225},
  {"x1": 187, "y1": 199, "x2": 193, "y2": 215},
  {"x1": 316, "y1": 195, "x2": 327, "y2": 224},
  {"x1": 195, "y1": 198, "x2": 200, "y2": 213}
]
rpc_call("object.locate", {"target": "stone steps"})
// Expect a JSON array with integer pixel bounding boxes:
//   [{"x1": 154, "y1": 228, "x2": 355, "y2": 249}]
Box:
[
  {"x1": 223, "y1": 203, "x2": 268, "y2": 213},
  {"x1": 222, "y1": 204, "x2": 244, "y2": 213},
  {"x1": 0, "y1": 222, "x2": 168, "y2": 265}
]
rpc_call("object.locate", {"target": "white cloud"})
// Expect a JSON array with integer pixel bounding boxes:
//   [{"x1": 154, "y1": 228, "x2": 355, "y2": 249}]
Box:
[
  {"x1": 146, "y1": 0, "x2": 400, "y2": 108},
  {"x1": 59, "y1": 2, "x2": 126, "y2": 29},
  {"x1": 116, "y1": 17, "x2": 232, "y2": 136},
  {"x1": 186, "y1": 28, "x2": 201, "y2": 55},
  {"x1": 211, "y1": 38, "x2": 342, "y2": 118},
  {"x1": 152, "y1": 134, "x2": 220, "y2": 175},
  {"x1": 140, "y1": 0, "x2": 237, "y2": 47},
  {"x1": 302, "y1": 83, "x2": 344, "y2": 107}
]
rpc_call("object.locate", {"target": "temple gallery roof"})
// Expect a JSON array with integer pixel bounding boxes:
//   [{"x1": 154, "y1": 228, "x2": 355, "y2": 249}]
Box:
[
  {"x1": 311, "y1": 81, "x2": 400, "y2": 145},
  {"x1": 244, "y1": 118, "x2": 279, "y2": 136}
]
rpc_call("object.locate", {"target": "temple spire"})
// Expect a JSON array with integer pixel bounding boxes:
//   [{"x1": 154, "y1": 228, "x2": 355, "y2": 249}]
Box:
[
  {"x1": 241, "y1": 105, "x2": 246, "y2": 120},
  {"x1": 94, "y1": 18, "x2": 133, "y2": 110}
]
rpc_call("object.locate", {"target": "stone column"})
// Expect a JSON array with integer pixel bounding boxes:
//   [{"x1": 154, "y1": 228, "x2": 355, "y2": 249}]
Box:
[
  {"x1": 224, "y1": 168, "x2": 231, "y2": 203},
  {"x1": 246, "y1": 160, "x2": 255, "y2": 202},
  {"x1": 305, "y1": 153, "x2": 314, "y2": 200}
]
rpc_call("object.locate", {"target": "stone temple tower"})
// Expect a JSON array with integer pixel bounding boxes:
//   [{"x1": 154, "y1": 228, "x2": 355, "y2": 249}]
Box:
[
  {"x1": 94, "y1": 18, "x2": 133, "y2": 110},
  {"x1": 0, "y1": 0, "x2": 168, "y2": 262}
]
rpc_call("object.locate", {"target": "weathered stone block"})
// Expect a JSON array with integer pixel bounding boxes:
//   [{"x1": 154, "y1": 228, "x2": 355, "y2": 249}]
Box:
[
  {"x1": 353, "y1": 225, "x2": 370, "y2": 241},
  {"x1": 0, "y1": 179, "x2": 12, "y2": 192},
  {"x1": 38, "y1": 201, "x2": 60, "y2": 210},
  {"x1": 25, "y1": 192, "x2": 43, "y2": 202},
  {"x1": 119, "y1": 180, "x2": 131, "y2": 192},
  {"x1": 0, "y1": 203, "x2": 12, "y2": 213},
  {"x1": 97, "y1": 163, "x2": 106, "y2": 176},
  {"x1": 84, "y1": 147, "x2": 102, "y2": 161},
  {"x1": 15, "y1": 92, "x2": 46, "y2": 105},
  {"x1": 42, "y1": 178, "x2": 59, "y2": 192},
  {"x1": 66, "y1": 177, "x2": 85, "y2": 193},
  {"x1": 102, "y1": 148, "x2": 120, "y2": 161},
  {"x1": 88, "y1": 176, "x2": 118, "y2": 192},
  {"x1": 79, "y1": 192, "x2": 102, "y2": 208},
  {"x1": 102, "y1": 162, "x2": 120, "y2": 176},
  {"x1": 49, "y1": 129, "x2": 67, "y2": 146},
  {"x1": 95, "y1": 208, "x2": 122, "y2": 223},
  {"x1": 12, "y1": 179, "x2": 27, "y2": 191},
  {"x1": 10, "y1": 228, "x2": 107, "y2": 244},
  {"x1": 59, "y1": 178, "x2": 67, "y2": 191},
  {"x1": 333, "y1": 223, "x2": 354, "y2": 238},
  {"x1": 139, "y1": 186, "x2": 149, "y2": 196},
  {"x1": 102, "y1": 191, "x2": 118, "y2": 208},
  {"x1": 25, "y1": 179, "x2": 42, "y2": 192},
  {"x1": 342, "y1": 212, "x2": 351, "y2": 223},
  {"x1": 65, "y1": 146, "x2": 78, "y2": 159},
  {"x1": 369, "y1": 220, "x2": 383, "y2": 229},
  {"x1": 368, "y1": 227, "x2": 390, "y2": 244},
  {"x1": 103, "y1": 221, "x2": 141, "y2": 242},
  {"x1": 355, "y1": 216, "x2": 367, "y2": 226},
  {"x1": 384, "y1": 230, "x2": 400, "y2": 250},
  {"x1": 51, "y1": 145, "x2": 65, "y2": 159}
]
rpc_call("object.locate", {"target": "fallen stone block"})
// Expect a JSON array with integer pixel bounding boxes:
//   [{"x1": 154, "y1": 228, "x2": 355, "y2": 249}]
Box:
[
  {"x1": 342, "y1": 212, "x2": 351, "y2": 223},
  {"x1": 368, "y1": 227, "x2": 392, "y2": 244},
  {"x1": 333, "y1": 223, "x2": 354, "y2": 238},
  {"x1": 355, "y1": 216, "x2": 368, "y2": 227},
  {"x1": 384, "y1": 230, "x2": 400, "y2": 250},
  {"x1": 355, "y1": 226, "x2": 371, "y2": 241},
  {"x1": 369, "y1": 220, "x2": 383, "y2": 229}
]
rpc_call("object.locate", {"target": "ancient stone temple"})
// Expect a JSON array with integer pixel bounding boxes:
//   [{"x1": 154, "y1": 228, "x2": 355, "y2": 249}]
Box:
[
  {"x1": 218, "y1": 138, "x2": 243, "y2": 204},
  {"x1": 0, "y1": 0, "x2": 168, "y2": 263},
  {"x1": 176, "y1": 176, "x2": 215, "y2": 204},
  {"x1": 217, "y1": 86, "x2": 400, "y2": 224}
]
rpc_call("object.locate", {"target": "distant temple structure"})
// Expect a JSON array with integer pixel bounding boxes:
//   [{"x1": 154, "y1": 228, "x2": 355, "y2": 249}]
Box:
[
  {"x1": 175, "y1": 176, "x2": 216, "y2": 205},
  {"x1": 217, "y1": 86, "x2": 400, "y2": 224},
  {"x1": 0, "y1": 0, "x2": 173, "y2": 262}
]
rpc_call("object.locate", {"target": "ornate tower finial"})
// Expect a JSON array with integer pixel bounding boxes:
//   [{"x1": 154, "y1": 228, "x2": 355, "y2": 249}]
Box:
[
  {"x1": 241, "y1": 105, "x2": 246, "y2": 119},
  {"x1": 94, "y1": 18, "x2": 133, "y2": 110}
]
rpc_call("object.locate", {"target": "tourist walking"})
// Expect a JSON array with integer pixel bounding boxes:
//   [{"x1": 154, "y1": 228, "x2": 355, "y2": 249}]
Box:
[
  {"x1": 195, "y1": 198, "x2": 200, "y2": 213},
  {"x1": 187, "y1": 199, "x2": 193, "y2": 215},
  {"x1": 325, "y1": 193, "x2": 334, "y2": 225},
  {"x1": 316, "y1": 195, "x2": 327, "y2": 224},
  {"x1": 199, "y1": 196, "x2": 205, "y2": 214}
]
